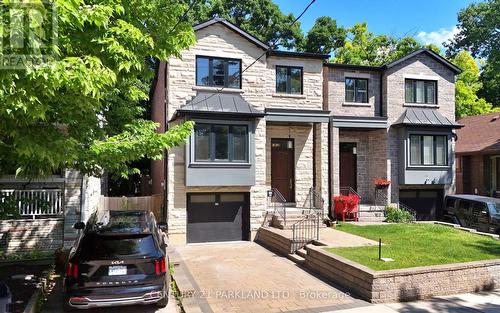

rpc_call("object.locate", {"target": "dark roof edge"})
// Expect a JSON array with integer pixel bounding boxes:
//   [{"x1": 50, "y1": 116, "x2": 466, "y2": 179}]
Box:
[
  {"x1": 265, "y1": 108, "x2": 330, "y2": 114},
  {"x1": 383, "y1": 49, "x2": 462, "y2": 74},
  {"x1": 325, "y1": 63, "x2": 383, "y2": 71},
  {"x1": 193, "y1": 18, "x2": 269, "y2": 50},
  {"x1": 267, "y1": 50, "x2": 330, "y2": 59},
  {"x1": 392, "y1": 122, "x2": 464, "y2": 129}
]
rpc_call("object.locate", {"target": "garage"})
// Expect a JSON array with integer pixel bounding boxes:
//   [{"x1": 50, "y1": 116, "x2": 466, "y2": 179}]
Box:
[
  {"x1": 186, "y1": 192, "x2": 250, "y2": 243},
  {"x1": 399, "y1": 189, "x2": 444, "y2": 221}
]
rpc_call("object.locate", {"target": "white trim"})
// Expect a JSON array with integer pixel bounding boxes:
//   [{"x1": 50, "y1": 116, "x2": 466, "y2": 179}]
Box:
[
  {"x1": 271, "y1": 93, "x2": 306, "y2": 99},
  {"x1": 192, "y1": 86, "x2": 244, "y2": 93},
  {"x1": 344, "y1": 72, "x2": 371, "y2": 79},
  {"x1": 403, "y1": 103, "x2": 440, "y2": 108},
  {"x1": 342, "y1": 102, "x2": 371, "y2": 107},
  {"x1": 404, "y1": 74, "x2": 439, "y2": 81}
]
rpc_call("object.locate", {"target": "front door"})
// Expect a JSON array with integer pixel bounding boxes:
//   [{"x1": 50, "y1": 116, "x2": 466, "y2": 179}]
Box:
[
  {"x1": 339, "y1": 143, "x2": 357, "y2": 191},
  {"x1": 271, "y1": 139, "x2": 295, "y2": 202}
]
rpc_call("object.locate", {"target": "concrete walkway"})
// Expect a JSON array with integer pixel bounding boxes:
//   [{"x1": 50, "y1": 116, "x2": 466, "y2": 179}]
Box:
[
  {"x1": 173, "y1": 241, "x2": 369, "y2": 313},
  {"x1": 331, "y1": 290, "x2": 500, "y2": 313},
  {"x1": 318, "y1": 228, "x2": 379, "y2": 247}
]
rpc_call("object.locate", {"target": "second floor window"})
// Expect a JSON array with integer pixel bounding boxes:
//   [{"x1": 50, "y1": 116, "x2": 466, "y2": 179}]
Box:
[
  {"x1": 196, "y1": 56, "x2": 241, "y2": 88},
  {"x1": 410, "y1": 135, "x2": 447, "y2": 166},
  {"x1": 405, "y1": 79, "x2": 437, "y2": 104},
  {"x1": 194, "y1": 123, "x2": 248, "y2": 162},
  {"x1": 345, "y1": 78, "x2": 368, "y2": 103},
  {"x1": 276, "y1": 66, "x2": 303, "y2": 94}
]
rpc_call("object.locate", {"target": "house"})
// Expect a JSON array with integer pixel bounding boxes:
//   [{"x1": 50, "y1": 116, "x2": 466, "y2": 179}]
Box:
[
  {"x1": 0, "y1": 170, "x2": 100, "y2": 254},
  {"x1": 455, "y1": 112, "x2": 500, "y2": 197},
  {"x1": 150, "y1": 18, "x2": 462, "y2": 244}
]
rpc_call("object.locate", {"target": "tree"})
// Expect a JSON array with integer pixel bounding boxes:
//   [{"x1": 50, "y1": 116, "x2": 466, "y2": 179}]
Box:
[
  {"x1": 191, "y1": 0, "x2": 304, "y2": 50},
  {"x1": 332, "y1": 23, "x2": 433, "y2": 66},
  {"x1": 446, "y1": 0, "x2": 500, "y2": 105},
  {"x1": 0, "y1": 0, "x2": 196, "y2": 178},
  {"x1": 452, "y1": 51, "x2": 498, "y2": 117},
  {"x1": 303, "y1": 16, "x2": 346, "y2": 54}
]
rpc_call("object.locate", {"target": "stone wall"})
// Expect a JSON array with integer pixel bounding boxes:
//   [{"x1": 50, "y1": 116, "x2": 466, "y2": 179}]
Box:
[
  {"x1": 164, "y1": 22, "x2": 326, "y2": 243},
  {"x1": 305, "y1": 244, "x2": 500, "y2": 304},
  {"x1": 327, "y1": 67, "x2": 381, "y2": 117},
  {"x1": 383, "y1": 53, "x2": 457, "y2": 202},
  {"x1": 0, "y1": 218, "x2": 63, "y2": 255}
]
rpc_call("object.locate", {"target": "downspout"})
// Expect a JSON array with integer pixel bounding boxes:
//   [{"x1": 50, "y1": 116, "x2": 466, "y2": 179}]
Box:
[
  {"x1": 163, "y1": 61, "x2": 169, "y2": 224},
  {"x1": 323, "y1": 64, "x2": 332, "y2": 217}
]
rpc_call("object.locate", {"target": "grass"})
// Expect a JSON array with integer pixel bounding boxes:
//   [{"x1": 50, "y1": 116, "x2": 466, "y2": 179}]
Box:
[{"x1": 326, "y1": 223, "x2": 500, "y2": 270}]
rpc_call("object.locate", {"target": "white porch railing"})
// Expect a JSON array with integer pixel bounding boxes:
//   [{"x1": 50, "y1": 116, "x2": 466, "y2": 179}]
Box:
[{"x1": 0, "y1": 189, "x2": 63, "y2": 218}]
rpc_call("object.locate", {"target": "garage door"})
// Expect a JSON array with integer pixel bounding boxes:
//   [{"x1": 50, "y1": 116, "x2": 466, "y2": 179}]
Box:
[
  {"x1": 187, "y1": 193, "x2": 250, "y2": 243},
  {"x1": 399, "y1": 189, "x2": 444, "y2": 221}
]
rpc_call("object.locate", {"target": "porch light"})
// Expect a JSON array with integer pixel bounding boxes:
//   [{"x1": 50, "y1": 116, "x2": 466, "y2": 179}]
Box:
[{"x1": 287, "y1": 141, "x2": 293, "y2": 149}]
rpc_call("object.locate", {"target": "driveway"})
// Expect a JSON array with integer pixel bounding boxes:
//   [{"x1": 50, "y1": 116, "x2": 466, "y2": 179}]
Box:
[{"x1": 173, "y1": 241, "x2": 369, "y2": 313}]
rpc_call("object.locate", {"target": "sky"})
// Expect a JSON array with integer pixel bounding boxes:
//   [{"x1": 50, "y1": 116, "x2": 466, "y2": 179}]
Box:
[{"x1": 274, "y1": 0, "x2": 479, "y2": 49}]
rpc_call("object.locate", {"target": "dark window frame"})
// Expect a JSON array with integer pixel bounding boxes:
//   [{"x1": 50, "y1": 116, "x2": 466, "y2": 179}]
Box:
[
  {"x1": 195, "y1": 55, "x2": 242, "y2": 89},
  {"x1": 194, "y1": 123, "x2": 249, "y2": 163},
  {"x1": 345, "y1": 77, "x2": 369, "y2": 103},
  {"x1": 275, "y1": 65, "x2": 303, "y2": 94},
  {"x1": 409, "y1": 134, "x2": 448, "y2": 166},
  {"x1": 405, "y1": 79, "x2": 438, "y2": 105}
]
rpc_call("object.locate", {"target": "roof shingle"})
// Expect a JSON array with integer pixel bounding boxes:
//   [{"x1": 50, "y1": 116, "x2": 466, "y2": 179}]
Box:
[{"x1": 456, "y1": 112, "x2": 500, "y2": 154}]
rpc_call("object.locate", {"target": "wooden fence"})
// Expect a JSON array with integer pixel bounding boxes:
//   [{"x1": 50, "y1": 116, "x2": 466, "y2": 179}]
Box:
[{"x1": 98, "y1": 194, "x2": 164, "y2": 221}]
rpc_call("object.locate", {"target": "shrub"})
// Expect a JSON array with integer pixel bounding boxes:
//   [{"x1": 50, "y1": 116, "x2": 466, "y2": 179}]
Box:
[{"x1": 385, "y1": 206, "x2": 415, "y2": 223}]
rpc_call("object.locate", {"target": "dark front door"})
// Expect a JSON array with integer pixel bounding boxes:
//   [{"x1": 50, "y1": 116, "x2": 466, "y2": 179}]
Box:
[
  {"x1": 339, "y1": 143, "x2": 357, "y2": 191},
  {"x1": 399, "y1": 189, "x2": 444, "y2": 221},
  {"x1": 187, "y1": 193, "x2": 250, "y2": 243},
  {"x1": 271, "y1": 139, "x2": 295, "y2": 202}
]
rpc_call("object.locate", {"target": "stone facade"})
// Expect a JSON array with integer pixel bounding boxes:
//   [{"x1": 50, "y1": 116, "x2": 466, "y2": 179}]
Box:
[
  {"x1": 329, "y1": 52, "x2": 458, "y2": 209},
  {"x1": 305, "y1": 244, "x2": 500, "y2": 304},
  {"x1": 161, "y1": 21, "x2": 328, "y2": 243}
]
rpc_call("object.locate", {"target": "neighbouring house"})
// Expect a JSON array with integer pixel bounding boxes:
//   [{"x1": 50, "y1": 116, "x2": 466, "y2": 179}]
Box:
[
  {"x1": 455, "y1": 112, "x2": 500, "y2": 197},
  {"x1": 150, "y1": 18, "x2": 462, "y2": 244},
  {"x1": 0, "y1": 171, "x2": 101, "y2": 255}
]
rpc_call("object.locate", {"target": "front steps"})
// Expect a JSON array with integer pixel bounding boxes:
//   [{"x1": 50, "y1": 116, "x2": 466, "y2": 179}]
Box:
[
  {"x1": 270, "y1": 208, "x2": 327, "y2": 229},
  {"x1": 358, "y1": 204, "x2": 385, "y2": 222}
]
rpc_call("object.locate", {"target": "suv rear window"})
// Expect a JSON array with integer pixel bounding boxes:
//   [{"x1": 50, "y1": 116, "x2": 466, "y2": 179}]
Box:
[{"x1": 77, "y1": 234, "x2": 158, "y2": 260}]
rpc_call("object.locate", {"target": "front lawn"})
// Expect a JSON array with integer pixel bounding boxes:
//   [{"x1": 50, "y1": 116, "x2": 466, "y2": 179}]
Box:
[{"x1": 326, "y1": 223, "x2": 500, "y2": 270}]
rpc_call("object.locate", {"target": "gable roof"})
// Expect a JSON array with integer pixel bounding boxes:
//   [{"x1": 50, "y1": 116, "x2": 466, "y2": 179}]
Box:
[
  {"x1": 393, "y1": 108, "x2": 462, "y2": 128},
  {"x1": 193, "y1": 17, "x2": 269, "y2": 50},
  {"x1": 383, "y1": 49, "x2": 462, "y2": 74},
  {"x1": 456, "y1": 112, "x2": 500, "y2": 154}
]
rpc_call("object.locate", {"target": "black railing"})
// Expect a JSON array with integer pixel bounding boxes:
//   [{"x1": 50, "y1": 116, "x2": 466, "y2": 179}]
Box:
[
  {"x1": 375, "y1": 188, "x2": 417, "y2": 221},
  {"x1": 267, "y1": 188, "x2": 287, "y2": 226},
  {"x1": 307, "y1": 187, "x2": 325, "y2": 220},
  {"x1": 291, "y1": 211, "x2": 321, "y2": 252}
]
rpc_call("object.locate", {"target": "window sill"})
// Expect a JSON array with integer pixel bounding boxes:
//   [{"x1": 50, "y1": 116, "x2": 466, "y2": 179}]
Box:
[
  {"x1": 343, "y1": 102, "x2": 371, "y2": 107},
  {"x1": 192, "y1": 86, "x2": 244, "y2": 93},
  {"x1": 272, "y1": 93, "x2": 306, "y2": 99},
  {"x1": 403, "y1": 103, "x2": 440, "y2": 108},
  {"x1": 406, "y1": 165, "x2": 450, "y2": 170},
  {"x1": 189, "y1": 162, "x2": 251, "y2": 169}
]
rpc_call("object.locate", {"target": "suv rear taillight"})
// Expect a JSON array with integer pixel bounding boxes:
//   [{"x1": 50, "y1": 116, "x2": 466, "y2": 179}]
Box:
[
  {"x1": 67, "y1": 262, "x2": 79, "y2": 279},
  {"x1": 155, "y1": 258, "x2": 166, "y2": 275}
]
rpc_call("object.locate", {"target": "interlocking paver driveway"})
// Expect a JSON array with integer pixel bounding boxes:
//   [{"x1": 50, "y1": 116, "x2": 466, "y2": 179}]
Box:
[{"x1": 175, "y1": 241, "x2": 369, "y2": 313}]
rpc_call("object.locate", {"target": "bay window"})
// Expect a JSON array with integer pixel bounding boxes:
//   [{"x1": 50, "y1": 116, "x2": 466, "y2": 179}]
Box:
[
  {"x1": 410, "y1": 135, "x2": 448, "y2": 166},
  {"x1": 194, "y1": 123, "x2": 248, "y2": 162},
  {"x1": 405, "y1": 79, "x2": 437, "y2": 104}
]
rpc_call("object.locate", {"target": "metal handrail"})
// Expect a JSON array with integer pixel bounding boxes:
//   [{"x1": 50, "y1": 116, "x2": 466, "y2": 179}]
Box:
[
  {"x1": 340, "y1": 186, "x2": 361, "y2": 200},
  {"x1": 268, "y1": 188, "x2": 287, "y2": 226},
  {"x1": 291, "y1": 211, "x2": 320, "y2": 252},
  {"x1": 308, "y1": 187, "x2": 325, "y2": 220}
]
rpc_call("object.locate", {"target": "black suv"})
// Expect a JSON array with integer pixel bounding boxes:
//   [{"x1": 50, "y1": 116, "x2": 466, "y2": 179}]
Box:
[
  {"x1": 63, "y1": 210, "x2": 170, "y2": 310},
  {"x1": 443, "y1": 194, "x2": 500, "y2": 235}
]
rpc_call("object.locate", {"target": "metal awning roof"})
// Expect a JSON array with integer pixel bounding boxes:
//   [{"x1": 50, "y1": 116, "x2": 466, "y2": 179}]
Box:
[
  {"x1": 393, "y1": 108, "x2": 463, "y2": 128},
  {"x1": 174, "y1": 92, "x2": 264, "y2": 119},
  {"x1": 265, "y1": 108, "x2": 330, "y2": 123}
]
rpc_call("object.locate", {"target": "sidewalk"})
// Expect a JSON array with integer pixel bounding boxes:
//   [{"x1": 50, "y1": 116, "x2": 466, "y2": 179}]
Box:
[{"x1": 331, "y1": 290, "x2": 500, "y2": 313}]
